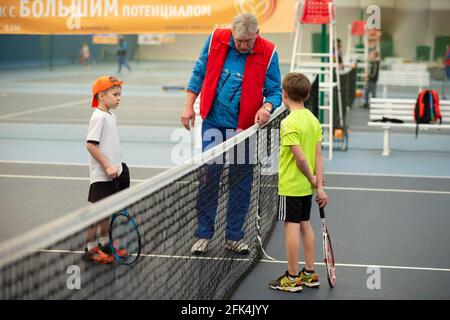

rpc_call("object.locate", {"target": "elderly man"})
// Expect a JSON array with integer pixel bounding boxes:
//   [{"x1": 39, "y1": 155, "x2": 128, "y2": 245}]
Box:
[{"x1": 181, "y1": 13, "x2": 282, "y2": 254}]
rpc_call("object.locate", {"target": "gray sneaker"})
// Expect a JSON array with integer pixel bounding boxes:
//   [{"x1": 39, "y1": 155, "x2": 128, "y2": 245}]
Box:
[
  {"x1": 225, "y1": 239, "x2": 249, "y2": 254},
  {"x1": 191, "y1": 239, "x2": 209, "y2": 255}
]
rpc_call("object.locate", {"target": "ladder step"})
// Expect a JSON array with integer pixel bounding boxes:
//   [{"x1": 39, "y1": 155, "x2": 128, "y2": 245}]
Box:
[
  {"x1": 319, "y1": 105, "x2": 330, "y2": 110},
  {"x1": 319, "y1": 82, "x2": 338, "y2": 88},
  {"x1": 322, "y1": 141, "x2": 330, "y2": 146},
  {"x1": 297, "y1": 62, "x2": 335, "y2": 68},
  {"x1": 321, "y1": 124, "x2": 330, "y2": 128},
  {"x1": 291, "y1": 68, "x2": 329, "y2": 75},
  {"x1": 295, "y1": 53, "x2": 331, "y2": 58}
]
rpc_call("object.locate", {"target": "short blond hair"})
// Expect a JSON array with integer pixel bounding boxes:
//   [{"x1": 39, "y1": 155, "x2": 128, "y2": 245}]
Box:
[{"x1": 232, "y1": 13, "x2": 258, "y2": 38}]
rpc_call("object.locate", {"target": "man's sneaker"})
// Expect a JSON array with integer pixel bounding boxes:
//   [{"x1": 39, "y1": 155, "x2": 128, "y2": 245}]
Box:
[
  {"x1": 299, "y1": 268, "x2": 320, "y2": 288},
  {"x1": 269, "y1": 271, "x2": 303, "y2": 292},
  {"x1": 191, "y1": 239, "x2": 209, "y2": 255},
  {"x1": 84, "y1": 246, "x2": 113, "y2": 264},
  {"x1": 225, "y1": 239, "x2": 249, "y2": 254}
]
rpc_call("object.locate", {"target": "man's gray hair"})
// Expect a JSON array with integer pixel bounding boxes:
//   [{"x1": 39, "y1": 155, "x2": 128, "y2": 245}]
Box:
[{"x1": 232, "y1": 13, "x2": 259, "y2": 37}]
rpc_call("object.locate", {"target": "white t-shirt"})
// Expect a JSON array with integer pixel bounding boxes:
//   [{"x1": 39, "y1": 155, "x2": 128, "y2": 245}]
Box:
[{"x1": 87, "y1": 108, "x2": 123, "y2": 184}]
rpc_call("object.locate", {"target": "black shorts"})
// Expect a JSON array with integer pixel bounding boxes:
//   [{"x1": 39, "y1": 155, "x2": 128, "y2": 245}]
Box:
[
  {"x1": 278, "y1": 195, "x2": 312, "y2": 223},
  {"x1": 88, "y1": 163, "x2": 130, "y2": 203}
]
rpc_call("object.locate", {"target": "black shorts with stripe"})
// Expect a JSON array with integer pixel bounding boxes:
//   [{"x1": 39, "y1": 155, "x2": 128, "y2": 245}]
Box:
[
  {"x1": 88, "y1": 163, "x2": 130, "y2": 203},
  {"x1": 278, "y1": 195, "x2": 312, "y2": 223}
]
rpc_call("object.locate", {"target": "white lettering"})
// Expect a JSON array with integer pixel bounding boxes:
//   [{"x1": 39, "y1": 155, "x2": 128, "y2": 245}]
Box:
[
  {"x1": 203, "y1": 128, "x2": 224, "y2": 164},
  {"x1": 181, "y1": 305, "x2": 215, "y2": 318},
  {"x1": 366, "y1": 5, "x2": 381, "y2": 30},
  {"x1": 193, "y1": 5, "x2": 202, "y2": 16},
  {"x1": 130, "y1": 6, "x2": 136, "y2": 17},
  {"x1": 31, "y1": 0, "x2": 44, "y2": 17},
  {"x1": 168, "y1": 5, "x2": 178, "y2": 17},
  {"x1": 43, "y1": 0, "x2": 55, "y2": 17},
  {"x1": 366, "y1": 266, "x2": 381, "y2": 290},
  {"x1": 58, "y1": 0, "x2": 71, "y2": 17},
  {"x1": 66, "y1": 265, "x2": 81, "y2": 290},
  {"x1": 185, "y1": 5, "x2": 193, "y2": 16},
  {"x1": 170, "y1": 129, "x2": 193, "y2": 165},
  {"x1": 66, "y1": 2, "x2": 81, "y2": 30},
  {"x1": 90, "y1": 0, "x2": 102, "y2": 16},
  {"x1": 75, "y1": 0, "x2": 87, "y2": 17},
  {"x1": 105, "y1": 0, "x2": 118, "y2": 17},
  {"x1": 20, "y1": 0, "x2": 31, "y2": 17},
  {"x1": 150, "y1": 5, "x2": 158, "y2": 17},
  {"x1": 122, "y1": 5, "x2": 129, "y2": 17},
  {"x1": 9, "y1": 6, "x2": 16, "y2": 17},
  {"x1": 202, "y1": 5, "x2": 211, "y2": 16},
  {"x1": 160, "y1": 5, "x2": 168, "y2": 18},
  {"x1": 260, "y1": 128, "x2": 279, "y2": 175},
  {"x1": 120, "y1": 4, "x2": 211, "y2": 18}
]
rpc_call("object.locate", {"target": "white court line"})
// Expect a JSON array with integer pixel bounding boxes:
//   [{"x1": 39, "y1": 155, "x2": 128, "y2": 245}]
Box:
[
  {"x1": 326, "y1": 186, "x2": 450, "y2": 195},
  {"x1": 0, "y1": 99, "x2": 90, "y2": 120},
  {"x1": 38, "y1": 249, "x2": 250, "y2": 262},
  {"x1": 262, "y1": 184, "x2": 450, "y2": 195},
  {"x1": 0, "y1": 174, "x2": 145, "y2": 183},
  {"x1": 1, "y1": 117, "x2": 181, "y2": 126},
  {"x1": 0, "y1": 160, "x2": 172, "y2": 169},
  {"x1": 36, "y1": 249, "x2": 450, "y2": 272},
  {"x1": 326, "y1": 172, "x2": 450, "y2": 180},
  {"x1": 1, "y1": 174, "x2": 450, "y2": 195},
  {"x1": 260, "y1": 259, "x2": 450, "y2": 273},
  {"x1": 0, "y1": 175, "x2": 88, "y2": 181}
]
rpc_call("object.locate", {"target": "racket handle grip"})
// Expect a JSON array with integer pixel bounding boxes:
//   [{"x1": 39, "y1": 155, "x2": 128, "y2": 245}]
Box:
[{"x1": 319, "y1": 207, "x2": 325, "y2": 219}]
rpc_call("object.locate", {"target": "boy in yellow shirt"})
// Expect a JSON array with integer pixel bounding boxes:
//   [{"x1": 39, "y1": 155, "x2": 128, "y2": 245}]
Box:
[{"x1": 269, "y1": 73, "x2": 328, "y2": 292}]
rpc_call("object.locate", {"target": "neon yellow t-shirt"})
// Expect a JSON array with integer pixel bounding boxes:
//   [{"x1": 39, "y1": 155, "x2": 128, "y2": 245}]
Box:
[{"x1": 278, "y1": 108, "x2": 322, "y2": 196}]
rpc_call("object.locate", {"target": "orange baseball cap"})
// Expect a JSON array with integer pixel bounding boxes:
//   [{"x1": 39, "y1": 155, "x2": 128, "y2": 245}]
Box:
[{"x1": 92, "y1": 76, "x2": 123, "y2": 108}]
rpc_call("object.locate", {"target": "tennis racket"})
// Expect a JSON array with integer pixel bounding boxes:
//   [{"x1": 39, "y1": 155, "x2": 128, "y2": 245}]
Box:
[
  {"x1": 109, "y1": 208, "x2": 141, "y2": 265},
  {"x1": 320, "y1": 207, "x2": 336, "y2": 287}
]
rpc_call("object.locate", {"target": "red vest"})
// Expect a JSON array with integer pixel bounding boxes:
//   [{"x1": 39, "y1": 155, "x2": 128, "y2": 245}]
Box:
[
  {"x1": 445, "y1": 49, "x2": 450, "y2": 66},
  {"x1": 200, "y1": 29, "x2": 276, "y2": 130}
]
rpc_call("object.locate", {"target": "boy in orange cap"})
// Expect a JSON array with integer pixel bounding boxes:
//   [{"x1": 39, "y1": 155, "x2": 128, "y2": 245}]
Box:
[{"x1": 85, "y1": 76, "x2": 129, "y2": 264}]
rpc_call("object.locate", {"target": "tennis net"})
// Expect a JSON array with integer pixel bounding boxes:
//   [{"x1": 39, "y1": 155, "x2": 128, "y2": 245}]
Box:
[{"x1": 0, "y1": 107, "x2": 288, "y2": 300}]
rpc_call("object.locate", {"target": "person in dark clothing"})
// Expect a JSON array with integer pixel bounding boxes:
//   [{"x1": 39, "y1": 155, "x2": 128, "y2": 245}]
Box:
[
  {"x1": 117, "y1": 35, "x2": 131, "y2": 74},
  {"x1": 362, "y1": 50, "x2": 380, "y2": 108},
  {"x1": 443, "y1": 44, "x2": 450, "y2": 99},
  {"x1": 335, "y1": 38, "x2": 344, "y2": 70},
  {"x1": 331, "y1": 38, "x2": 344, "y2": 70}
]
